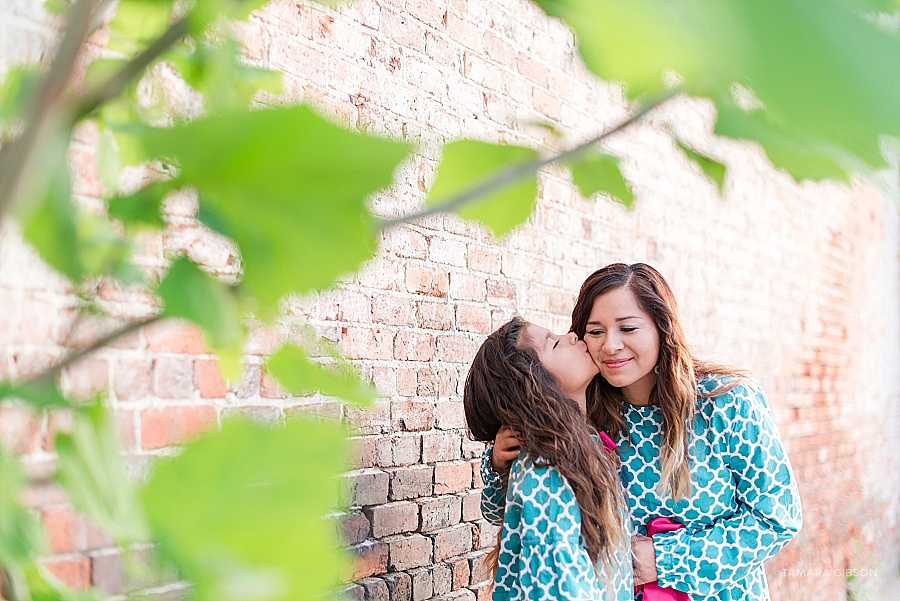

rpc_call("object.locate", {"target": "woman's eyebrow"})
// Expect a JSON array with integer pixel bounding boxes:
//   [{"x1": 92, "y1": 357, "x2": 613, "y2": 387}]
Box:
[{"x1": 586, "y1": 316, "x2": 642, "y2": 325}]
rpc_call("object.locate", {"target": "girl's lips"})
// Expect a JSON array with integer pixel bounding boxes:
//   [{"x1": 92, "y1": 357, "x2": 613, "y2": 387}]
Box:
[{"x1": 603, "y1": 359, "x2": 631, "y2": 369}]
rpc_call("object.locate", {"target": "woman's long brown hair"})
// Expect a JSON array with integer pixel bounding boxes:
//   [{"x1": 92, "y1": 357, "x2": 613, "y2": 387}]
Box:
[
  {"x1": 570, "y1": 263, "x2": 746, "y2": 499},
  {"x1": 463, "y1": 317, "x2": 625, "y2": 571}
]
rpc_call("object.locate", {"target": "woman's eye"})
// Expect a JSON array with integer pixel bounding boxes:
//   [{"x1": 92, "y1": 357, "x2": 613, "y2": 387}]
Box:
[
  {"x1": 587, "y1": 330, "x2": 604, "y2": 336},
  {"x1": 621, "y1": 327, "x2": 637, "y2": 333}
]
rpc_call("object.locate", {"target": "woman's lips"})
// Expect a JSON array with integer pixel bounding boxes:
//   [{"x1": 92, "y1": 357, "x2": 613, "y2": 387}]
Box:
[{"x1": 603, "y1": 359, "x2": 631, "y2": 369}]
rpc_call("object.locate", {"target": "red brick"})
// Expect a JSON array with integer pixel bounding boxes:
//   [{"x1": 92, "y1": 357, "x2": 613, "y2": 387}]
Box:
[
  {"x1": 43, "y1": 507, "x2": 80, "y2": 554},
  {"x1": 61, "y1": 358, "x2": 108, "y2": 401},
  {"x1": 91, "y1": 552, "x2": 124, "y2": 595},
  {"x1": 345, "y1": 469, "x2": 390, "y2": 506},
  {"x1": 435, "y1": 336, "x2": 478, "y2": 363},
  {"x1": 406, "y1": 264, "x2": 449, "y2": 297},
  {"x1": 0, "y1": 405, "x2": 42, "y2": 454},
  {"x1": 409, "y1": 567, "x2": 434, "y2": 601},
  {"x1": 459, "y1": 490, "x2": 482, "y2": 522},
  {"x1": 113, "y1": 359, "x2": 152, "y2": 401},
  {"x1": 419, "y1": 495, "x2": 462, "y2": 533},
  {"x1": 373, "y1": 295, "x2": 417, "y2": 327},
  {"x1": 394, "y1": 331, "x2": 436, "y2": 361},
  {"x1": 365, "y1": 501, "x2": 420, "y2": 538},
  {"x1": 152, "y1": 358, "x2": 193, "y2": 399},
  {"x1": 375, "y1": 433, "x2": 422, "y2": 467},
  {"x1": 387, "y1": 534, "x2": 433, "y2": 571},
  {"x1": 44, "y1": 558, "x2": 91, "y2": 589},
  {"x1": 386, "y1": 225, "x2": 428, "y2": 259},
  {"x1": 435, "y1": 400, "x2": 465, "y2": 430},
  {"x1": 391, "y1": 400, "x2": 435, "y2": 432},
  {"x1": 349, "y1": 540, "x2": 388, "y2": 579},
  {"x1": 467, "y1": 550, "x2": 491, "y2": 584},
  {"x1": 448, "y1": 555, "x2": 470, "y2": 589},
  {"x1": 423, "y1": 431, "x2": 463, "y2": 463},
  {"x1": 194, "y1": 359, "x2": 227, "y2": 398},
  {"x1": 140, "y1": 406, "x2": 217, "y2": 450},
  {"x1": 260, "y1": 368, "x2": 288, "y2": 399},
  {"x1": 144, "y1": 320, "x2": 208, "y2": 354},
  {"x1": 449, "y1": 273, "x2": 485, "y2": 302},
  {"x1": 456, "y1": 305, "x2": 491, "y2": 334},
  {"x1": 466, "y1": 245, "x2": 501, "y2": 274},
  {"x1": 342, "y1": 326, "x2": 394, "y2": 360},
  {"x1": 416, "y1": 300, "x2": 453, "y2": 330},
  {"x1": 340, "y1": 510, "x2": 371, "y2": 545},
  {"x1": 388, "y1": 465, "x2": 434, "y2": 500},
  {"x1": 434, "y1": 461, "x2": 472, "y2": 494},
  {"x1": 432, "y1": 523, "x2": 473, "y2": 562}
]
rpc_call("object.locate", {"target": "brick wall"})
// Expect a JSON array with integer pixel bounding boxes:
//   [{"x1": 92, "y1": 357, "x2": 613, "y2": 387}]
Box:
[{"x1": 1, "y1": 0, "x2": 899, "y2": 600}]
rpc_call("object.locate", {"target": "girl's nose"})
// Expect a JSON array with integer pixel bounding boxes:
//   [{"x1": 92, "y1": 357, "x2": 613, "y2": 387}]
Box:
[{"x1": 566, "y1": 331, "x2": 579, "y2": 345}]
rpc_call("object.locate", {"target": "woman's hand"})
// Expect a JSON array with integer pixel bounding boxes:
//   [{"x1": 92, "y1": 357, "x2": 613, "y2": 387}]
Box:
[
  {"x1": 632, "y1": 535, "x2": 659, "y2": 586},
  {"x1": 491, "y1": 426, "x2": 521, "y2": 474}
]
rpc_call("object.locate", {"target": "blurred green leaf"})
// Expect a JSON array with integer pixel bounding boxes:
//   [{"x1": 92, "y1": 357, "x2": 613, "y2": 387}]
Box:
[
  {"x1": 568, "y1": 151, "x2": 634, "y2": 207},
  {"x1": 107, "y1": 0, "x2": 174, "y2": 57},
  {"x1": 158, "y1": 258, "x2": 246, "y2": 378},
  {"x1": 535, "y1": 0, "x2": 900, "y2": 179},
  {"x1": 0, "y1": 65, "x2": 42, "y2": 126},
  {"x1": 0, "y1": 378, "x2": 69, "y2": 410},
  {"x1": 141, "y1": 417, "x2": 352, "y2": 601},
  {"x1": 55, "y1": 404, "x2": 149, "y2": 545},
  {"x1": 18, "y1": 137, "x2": 141, "y2": 284},
  {"x1": 267, "y1": 344, "x2": 376, "y2": 407},
  {"x1": 138, "y1": 105, "x2": 412, "y2": 317},
  {"x1": 713, "y1": 93, "x2": 855, "y2": 182},
  {"x1": 168, "y1": 37, "x2": 283, "y2": 113},
  {"x1": 106, "y1": 180, "x2": 169, "y2": 233},
  {"x1": 675, "y1": 141, "x2": 726, "y2": 193},
  {"x1": 97, "y1": 126, "x2": 123, "y2": 194},
  {"x1": 0, "y1": 451, "x2": 45, "y2": 566},
  {"x1": 428, "y1": 140, "x2": 539, "y2": 237},
  {"x1": 24, "y1": 564, "x2": 107, "y2": 601}
]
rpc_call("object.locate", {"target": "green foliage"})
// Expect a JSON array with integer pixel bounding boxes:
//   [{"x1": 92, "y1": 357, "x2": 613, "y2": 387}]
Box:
[
  {"x1": 55, "y1": 405, "x2": 150, "y2": 545},
  {"x1": 158, "y1": 258, "x2": 247, "y2": 377},
  {"x1": 107, "y1": 0, "x2": 175, "y2": 57},
  {"x1": 0, "y1": 377, "x2": 69, "y2": 411},
  {"x1": 140, "y1": 417, "x2": 352, "y2": 601},
  {"x1": 568, "y1": 151, "x2": 634, "y2": 207},
  {"x1": 167, "y1": 37, "x2": 283, "y2": 114},
  {"x1": 534, "y1": 0, "x2": 900, "y2": 181},
  {"x1": 138, "y1": 105, "x2": 412, "y2": 317},
  {"x1": 0, "y1": 450, "x2": 45, "y2": 566},
  {"x1": 267, "y1": 343, "x2": 376, "y2": 406},
  {"x1": 106, "y1": 181, "x2": 169, "y2": 233},
  {"x1": 675, "y1": 141, "x2": 726, "y2": 193},
  {"x1": 0, "y1": 65, "x2": 42, "y2": 128},
  {"x1": 428, "y1": 140, "x2": 540, "y2": 237}
]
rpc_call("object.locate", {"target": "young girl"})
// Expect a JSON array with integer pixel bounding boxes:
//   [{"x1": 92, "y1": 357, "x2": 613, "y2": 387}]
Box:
[
  {"x1": 482, "y1": 263, "x2": 802, "y2": 600},
  {"x1": 464, "y1": 316, "x2": 633, "y2": 600}
]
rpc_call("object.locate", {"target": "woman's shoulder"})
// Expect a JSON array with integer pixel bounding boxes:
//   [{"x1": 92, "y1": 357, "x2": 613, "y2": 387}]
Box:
[{"x1": 696, "y1": 374, "x2": 767, "y2": 423}]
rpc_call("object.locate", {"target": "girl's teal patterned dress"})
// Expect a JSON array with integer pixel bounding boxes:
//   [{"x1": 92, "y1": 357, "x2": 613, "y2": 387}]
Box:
[
  {"x1": 481, "y1": 376, "x2": 802, "y2": 600},
  {"x1": 481, "y1": 449, "x2": 634, "y2": 600}
]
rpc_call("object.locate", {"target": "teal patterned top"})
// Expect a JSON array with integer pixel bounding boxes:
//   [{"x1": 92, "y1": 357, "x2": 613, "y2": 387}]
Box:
[
  {"x1": 480, "y1": 447, "x2": 634, "y2": 600},
  {"x1": 481, "y1": 376, "x2": 802, "y2": 600}
]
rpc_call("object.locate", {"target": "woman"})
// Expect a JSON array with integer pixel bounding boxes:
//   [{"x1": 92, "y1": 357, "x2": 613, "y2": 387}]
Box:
[
  {"x1": 465, "y1": 316, "x2": 633, "y2": 600},
  {"x1": 481, "y1": 263, "x2": 802, "y2": 600}
]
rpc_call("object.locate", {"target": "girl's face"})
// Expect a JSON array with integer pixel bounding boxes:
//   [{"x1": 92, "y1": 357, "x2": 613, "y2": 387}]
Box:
[
  {"x1": 584, "y1": 286, "x2": 661, "y2": 406},
  {"x1": 525, "y1": 322, "x2": 598, "y2": 409}
]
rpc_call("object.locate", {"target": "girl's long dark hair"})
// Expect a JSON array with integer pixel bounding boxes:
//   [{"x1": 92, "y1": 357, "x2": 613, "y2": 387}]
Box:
[
  {"x1": 463, "y1": 317, "x2": 625, "y2": 570},
  {"x1": 570, "y1": 263, "x2": 746, "y2": 498}
]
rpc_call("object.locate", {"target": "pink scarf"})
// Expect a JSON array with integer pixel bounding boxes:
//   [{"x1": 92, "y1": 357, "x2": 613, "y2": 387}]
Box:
[{"x1": 635, "y1": 517, "x2": 691, "y2": 601}]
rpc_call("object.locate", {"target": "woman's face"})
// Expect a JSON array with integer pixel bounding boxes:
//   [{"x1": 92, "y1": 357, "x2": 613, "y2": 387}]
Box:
[
  {"x1": 584, "y1": 286, "x2": 661, "y2": 406},
  {"x1": 524, "y1": 322, "x2": 598, "y2": 406}
]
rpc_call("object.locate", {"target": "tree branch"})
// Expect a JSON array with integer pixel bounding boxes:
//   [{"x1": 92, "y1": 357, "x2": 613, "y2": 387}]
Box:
[
  {"x1": 376, "y1": 87, "x2": 681, "y2": 230},
  {"x1": 20, "y1": 315, "x2": 161, "y2": 393},
  {"x1": 0, "y1": 0, "x2": 100, "y2": 221},
  {"x1": 75, "y1": 15, "x2": 191, "y2": 120}
]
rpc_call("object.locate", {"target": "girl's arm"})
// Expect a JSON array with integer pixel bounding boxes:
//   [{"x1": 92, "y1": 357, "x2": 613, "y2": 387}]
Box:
[
  {"x1": 479, "y1": 427, "x2": 520, "y2": 525},
  {"x1": 479, "y1": 442, "x2": 506, "y2": 525},
  {"x1": 650, "y1": 380, "x2": 803, "y2": 595}
]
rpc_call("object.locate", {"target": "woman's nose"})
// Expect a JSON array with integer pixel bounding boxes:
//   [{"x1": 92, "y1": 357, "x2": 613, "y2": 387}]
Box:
[{"x1": 602, "y1": 332, "x2": 623, "y2": 353}]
